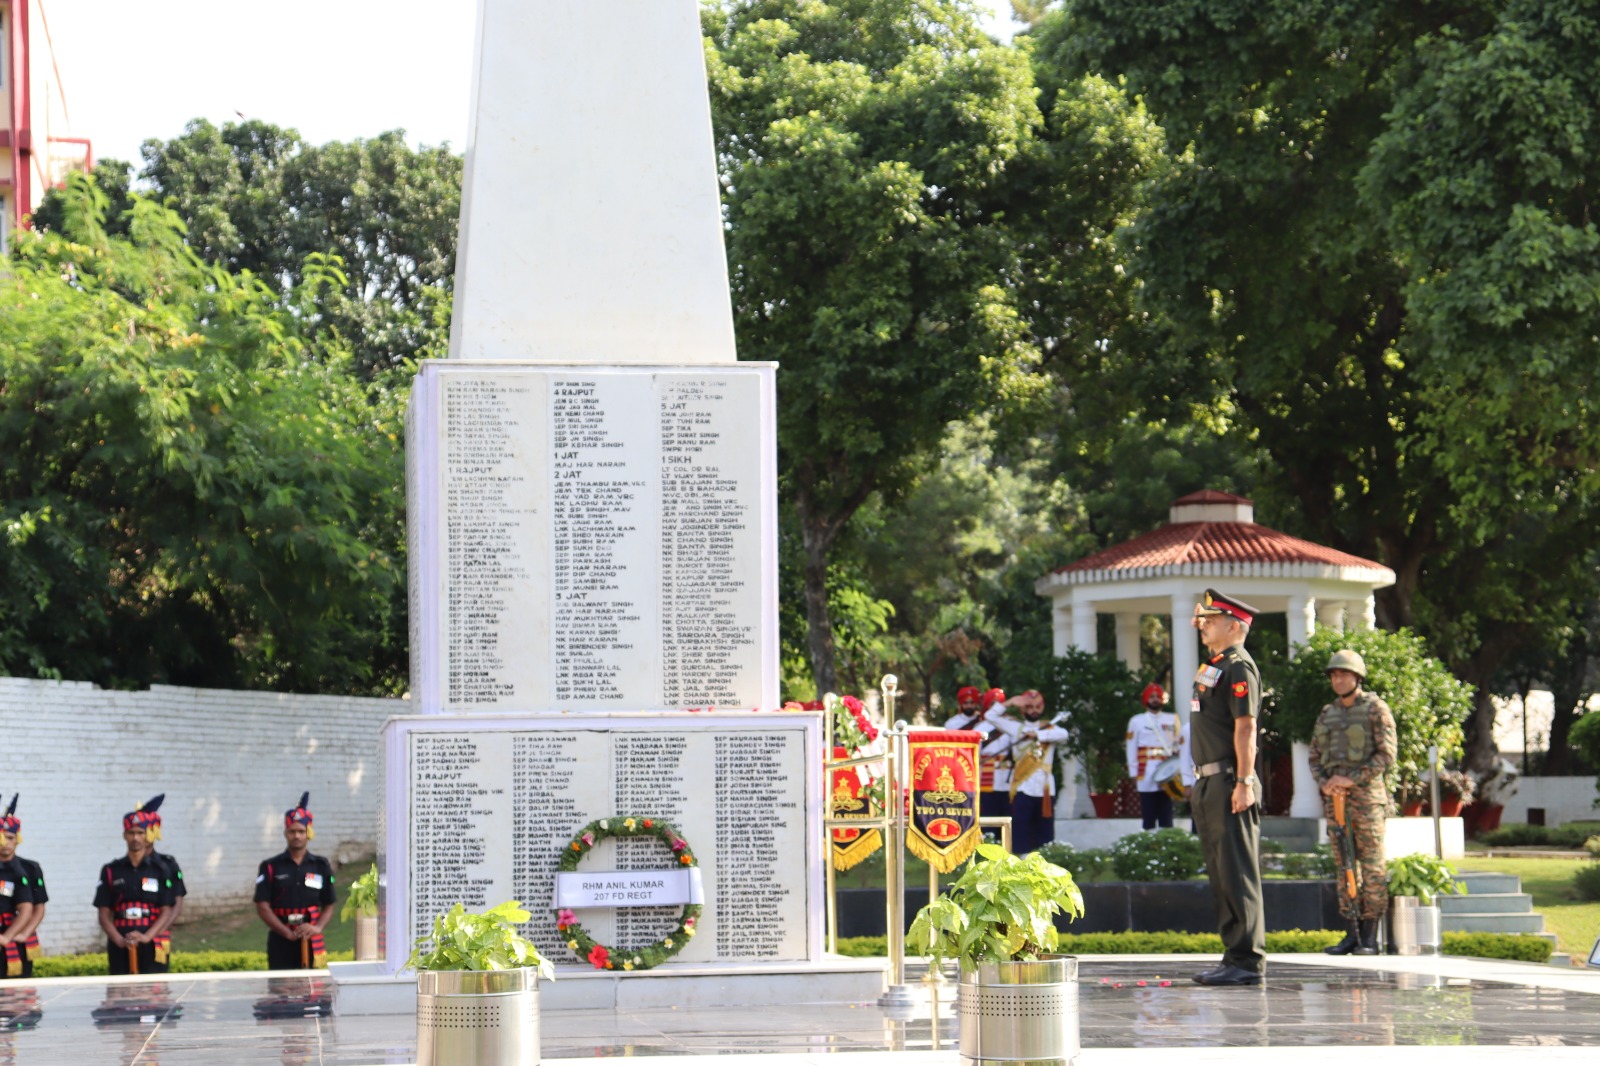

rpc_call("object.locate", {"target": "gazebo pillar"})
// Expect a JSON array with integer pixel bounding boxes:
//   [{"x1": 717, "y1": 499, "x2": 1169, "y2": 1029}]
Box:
[
  {"x1": 1070, "y1": 596, "x2": 1098, "y2": 653},
  {"x1": 1113, "y1": 613, "x2": 1142, "y2": 672},
  {"x1": 1169, "y1": 591, "x2": 1199, "y2": 728},
  {"x1": 1357, "y1": 595, "x2": 1377, "y2": 630},
  {"x1": 1052, "y1": 605, "x2": 1072, "y2": 656},
  {"x1": 1317, "y1": 600, "x2": 1347, "y2": 631}
]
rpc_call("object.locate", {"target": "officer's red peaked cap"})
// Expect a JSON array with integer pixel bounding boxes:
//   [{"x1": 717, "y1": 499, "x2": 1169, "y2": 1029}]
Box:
[{"x1": 1197, "y1": 589, "x2": 1257, "y2": 625}]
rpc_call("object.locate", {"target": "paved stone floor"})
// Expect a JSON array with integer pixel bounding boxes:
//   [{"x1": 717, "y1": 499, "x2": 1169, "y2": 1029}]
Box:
[{"x1": 0, "y1": 954, "x2": 1594, "y2": 1064}]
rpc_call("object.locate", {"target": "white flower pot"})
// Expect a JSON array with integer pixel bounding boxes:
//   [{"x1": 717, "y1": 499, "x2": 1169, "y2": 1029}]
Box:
[{"x1": 353, "y1": 915, "x2": 380, "y2": 961}]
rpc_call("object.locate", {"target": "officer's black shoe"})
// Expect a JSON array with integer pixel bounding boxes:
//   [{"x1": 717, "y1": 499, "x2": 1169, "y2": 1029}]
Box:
[
  {"x1": 1353, "y1": 919, "x2": 1380, "y2": 956},
  {"x1": 1191, "y1": 960, "x2": 1228, "y2": 982},
  {"x1": 1194, "y1": 964, "x2": 1263, "y2": 986},
  {"x1": 1324, "y1": 923, "x2": 1361, "y2": 955}
]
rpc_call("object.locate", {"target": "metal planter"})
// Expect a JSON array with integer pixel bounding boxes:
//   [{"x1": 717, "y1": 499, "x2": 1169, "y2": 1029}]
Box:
[
  {"x1": 353, "y1": 915, "x2": 380, "y2": 962},
  {"x1": 958, "y1": 955, "x2": 1079, "y2": 1066},
  {"x1": 416, "y1": 968, "x2": 540, "y2": 1066},
  {"x1": 1390, "y1": 896, "x2": 1441, "y2": 956}
]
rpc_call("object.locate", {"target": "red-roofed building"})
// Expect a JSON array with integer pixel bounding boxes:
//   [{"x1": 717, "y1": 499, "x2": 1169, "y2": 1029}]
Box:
[{"x1": 1036, "y1": 492, "x2": 1394, "y2": 818}]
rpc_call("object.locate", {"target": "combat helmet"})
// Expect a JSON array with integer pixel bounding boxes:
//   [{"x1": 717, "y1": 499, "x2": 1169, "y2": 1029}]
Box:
[{"x1": 1325, "y1": 649, "x2": 1367, "y2": 680}]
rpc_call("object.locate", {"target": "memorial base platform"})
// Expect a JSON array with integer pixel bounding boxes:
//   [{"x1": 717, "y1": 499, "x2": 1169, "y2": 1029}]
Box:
[{"x1": 330, "y1": 956, "x2": 888, "y2": 1015}]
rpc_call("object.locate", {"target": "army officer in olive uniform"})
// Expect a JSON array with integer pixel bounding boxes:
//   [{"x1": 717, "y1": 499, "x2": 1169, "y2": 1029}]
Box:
[{"x1": 1189, "y1": 589, "x2": 1266, "y2": 986}]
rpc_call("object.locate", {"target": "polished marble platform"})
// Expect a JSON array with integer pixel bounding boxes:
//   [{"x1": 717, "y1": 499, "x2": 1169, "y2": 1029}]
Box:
[{"x1": 0, "y1": 954, "x2": 1593, "y2": 1064}]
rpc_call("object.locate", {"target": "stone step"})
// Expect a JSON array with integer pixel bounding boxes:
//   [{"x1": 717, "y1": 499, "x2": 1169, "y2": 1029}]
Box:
[
  {"x1": 1455, "y1": 871, "x2": 1521, "y2": 895},
  {"x1": 1549, "y1": 952, "x2": 1573, "y2": 967},
  {"x1": 1440, "y1": 911, "x2": 1547, "y2": 934},
  {"x1": 1438, "y1": 891, "x2": 1534, "y2": 915}
]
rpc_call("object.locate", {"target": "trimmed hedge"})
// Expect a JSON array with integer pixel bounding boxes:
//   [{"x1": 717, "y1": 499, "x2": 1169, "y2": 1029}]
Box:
[
  {"x1": 1477, "y1": 824, "x2": 1591, "y2": 849},
  {"x1": 1439, "y1": 932, "x2": 1551, "y2": 963},
  {"x1": 33, "y1": 949, "x2": 356, "y2": 978},
  {"x1": 835, "y1": 930, "x2": 1551, "y2": 961}
]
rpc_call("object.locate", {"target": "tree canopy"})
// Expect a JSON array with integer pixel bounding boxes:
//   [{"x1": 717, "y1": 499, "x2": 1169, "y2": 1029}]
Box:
[
  {"x1": 35, "y1": 120, "x2": 461, "y2": 377},
  {"x1": 0, "y1": 175, "x2": 407, "y2": 693}
]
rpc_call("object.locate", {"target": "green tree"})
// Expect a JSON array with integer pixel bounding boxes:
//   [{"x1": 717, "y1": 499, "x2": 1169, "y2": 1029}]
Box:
[
  {"x1": 1271, "y1": 628, "x2": 1473, "y2": 803},
  {"x1": 35, "y1": 120, "x2": 461, "y2": 376},
  {"x1": 707, "y1": 0, "x2": 1041, "y2": 695},
  {"x1": 0, "y1": 174, "x2": 407, "y2": 694},
  {"x1": 1043, "y1": 646, "x2": 1144, "y2": 793},
  {"x1": 1049, "y1": 0, "x2": 1600, "y2": 772}
]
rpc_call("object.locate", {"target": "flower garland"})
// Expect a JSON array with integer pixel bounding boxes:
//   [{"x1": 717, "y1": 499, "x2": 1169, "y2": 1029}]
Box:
[{"x1": 555, "y1": 816, "x2": 701, "y2": 971}]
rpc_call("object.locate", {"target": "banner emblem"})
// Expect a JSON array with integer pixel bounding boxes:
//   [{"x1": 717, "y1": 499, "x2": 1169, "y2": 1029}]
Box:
[
  {"x1": 907, "y1": 730, "x2": 981, "y2": 872},
  {"x1": 828, "y1": 746, "x2": 882, "y2": 871}
]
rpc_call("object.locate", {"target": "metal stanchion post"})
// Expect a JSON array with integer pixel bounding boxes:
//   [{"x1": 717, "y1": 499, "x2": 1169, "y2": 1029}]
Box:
[
  {"x1": 878, "y1": 688, "x2": 925, "y2": 1007},
  {"x1": 1428, "y1": 744, "x2": 1443, "y2": 856},
  {"x1": 979, "y1": 815, "x2": 1014, "y2": 855}
]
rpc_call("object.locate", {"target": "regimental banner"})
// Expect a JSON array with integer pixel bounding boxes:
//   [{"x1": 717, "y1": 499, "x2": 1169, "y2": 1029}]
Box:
[
  {"x1": 906, "y1": 730, "x2": 981, "y2": 873},
  {"x1": 828, "y1": 746, "x2": 883, "y2": 871}
]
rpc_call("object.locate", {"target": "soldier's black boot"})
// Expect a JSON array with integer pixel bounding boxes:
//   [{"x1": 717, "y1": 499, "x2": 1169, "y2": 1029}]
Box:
[
  {"x1": 1324, "y1": 922, "x2": 1360, "y2": 955},
  {"x1": 1353, "y1": 919, "x2": 1380, "y2": 956}
]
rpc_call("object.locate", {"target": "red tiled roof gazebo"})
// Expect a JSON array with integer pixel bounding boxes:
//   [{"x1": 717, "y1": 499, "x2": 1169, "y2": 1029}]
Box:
[{"x1": 1035, "y1": 491, "x2": 1395, "y2": 817}]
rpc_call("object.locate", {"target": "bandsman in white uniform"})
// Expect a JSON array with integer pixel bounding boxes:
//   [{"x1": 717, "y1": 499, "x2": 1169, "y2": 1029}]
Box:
[
  {"x1": 984, "y1": 690, "x2": 1066, "y2": 854},
  {"x1": 947, "y1": 687, "x2": 1013, "y2": 820},
  {"x1": 1126, "y1": 683, "x2": 1183, "y2": 829}
]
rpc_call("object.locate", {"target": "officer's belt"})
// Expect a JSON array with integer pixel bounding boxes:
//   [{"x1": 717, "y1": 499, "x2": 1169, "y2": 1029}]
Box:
[{"x1": 1193, "y1": 759, "x2": 1236, "y2": 779}]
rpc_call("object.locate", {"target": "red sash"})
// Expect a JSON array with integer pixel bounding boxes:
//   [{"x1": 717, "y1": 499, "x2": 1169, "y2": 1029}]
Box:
[{"x1": 274, "y1": 906, "x2": 327, "y2": 967}]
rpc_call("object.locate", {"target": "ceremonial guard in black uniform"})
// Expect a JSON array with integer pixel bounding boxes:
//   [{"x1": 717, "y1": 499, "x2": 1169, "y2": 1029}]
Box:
[
  {"x1": 255, "y1": 793, "x2": 338, "y2": 970},
  {"x1": 95, "y1": 800, "x2": 177, "y2": 974},
  {"x1": 4, "y1": 797, "x2": 46, "y2": 977},
  {"x1": 1189, "y1": 589, "x2": 1266, "y2": 986},
  {"x1": 132, "y1": 795, "x2": 187, "y2": 964},
  {"x1": 0, "y1": 798, "x2": 36, "y2": 979},
  {"x1": 140, "y1": 787, "x2": 188, "y2": 953}
]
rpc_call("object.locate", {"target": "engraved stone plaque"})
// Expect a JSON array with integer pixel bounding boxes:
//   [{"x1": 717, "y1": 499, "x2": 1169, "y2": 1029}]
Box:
[
  {"x1": 382, "y1": 712, "x2": 822, "y2": 971},
  {"x1": 406, "y1": 362, "x2": 778, "y2": 714}
]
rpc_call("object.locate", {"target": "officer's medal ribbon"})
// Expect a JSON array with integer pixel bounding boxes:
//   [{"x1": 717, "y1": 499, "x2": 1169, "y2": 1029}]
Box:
[
  {"x1": 828, "y1": 746, "x2": 883, "y2": 871},
  {"x1": 906, "y1": 730, "x2": 982, "y2": 873}
]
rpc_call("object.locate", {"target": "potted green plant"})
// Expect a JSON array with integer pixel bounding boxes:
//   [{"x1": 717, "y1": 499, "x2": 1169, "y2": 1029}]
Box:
[
  {"x1": 406, "y1": 900, "x2": 554, "y2": 1066},
  {"x1": 1431, "y1": 768, "x2": 1475, "y2": 817},
  {"x1": 341, "y1": 863, "x2": 380, "y2": 961},
  {"x1": 1386, "y1": 852, "x2": 1464, "y2": 955},
  {"x1": 1044, "y1": 648, "x2": 1143, "y2": 816},
  {"x1": 908, "y1": 842, "x2": 1085, "y2": 1065}
]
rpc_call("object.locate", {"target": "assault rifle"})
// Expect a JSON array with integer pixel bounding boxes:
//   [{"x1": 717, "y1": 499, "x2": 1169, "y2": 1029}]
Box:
[{"x1": 1329, "y1": 790, "x2": 1360, "y2": 902}]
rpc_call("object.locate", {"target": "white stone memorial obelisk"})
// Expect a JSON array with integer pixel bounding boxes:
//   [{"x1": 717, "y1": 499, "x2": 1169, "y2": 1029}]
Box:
[
  {"x1": 449, "y1": 0, "x2": 736, "y2": 364},
  {"x1": 333, "y1": 0, "x2": 884, "y2": 1014}
]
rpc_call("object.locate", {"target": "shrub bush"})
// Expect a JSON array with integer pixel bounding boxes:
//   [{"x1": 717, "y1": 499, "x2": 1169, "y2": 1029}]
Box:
[
  {"x1": 1440, "y1": 932, "x2": 1552, "y2": 963},
  {"x1": 34, "y1": 948, "x2": 356, "y2": 978},
  {"x1": 1479, "y1": 824, "x2": 1591, "y2": 848},
  {"x1": 1282, "y1": 845, "x2": 1338, "y2": 879},
  {"x1": 835, "y1": 936, "x2": 886, "y2": 957},
  {"x1": 1110, "y1": 828, "x2": 1204, "y2": 881},
  {"x1": 1270, "y1": 627, "x2": 1472, "y2": 804},
  {"x1": 1587, "y1": 835, "x2": 1600, "y2": 859},
  {"x1": 858, "y1": 928, "x2": 1547, "y2": 959},
  {"x1": 1035, "y1": 841, "x2": 1113, "y2": 883},
  {"x1": 1574, "y1": 862, "x2": 1600, "y2": 903}
]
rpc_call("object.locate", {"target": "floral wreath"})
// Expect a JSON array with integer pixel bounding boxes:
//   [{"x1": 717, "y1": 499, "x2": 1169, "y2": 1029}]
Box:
[{"x1": 555, "y1": 816, "x2": 701, "y2": 971}]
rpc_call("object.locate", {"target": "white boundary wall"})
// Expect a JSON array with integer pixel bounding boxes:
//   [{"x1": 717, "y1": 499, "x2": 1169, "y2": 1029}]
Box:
[
  {"x1": 1499, "y1": 776, "x2": 1599, "y2": 827},
  {"x1": 0, "y1": 677, "x2": 398, "y2": 956}
]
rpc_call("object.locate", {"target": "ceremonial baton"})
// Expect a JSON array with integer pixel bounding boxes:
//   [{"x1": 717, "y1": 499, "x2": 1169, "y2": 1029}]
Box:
[
  {"x1": 128, "y1": 941, "x2": 139, "y2": 975},
  {"x1": 301, "y1": 933, "x2": 310, "y2": 969}
]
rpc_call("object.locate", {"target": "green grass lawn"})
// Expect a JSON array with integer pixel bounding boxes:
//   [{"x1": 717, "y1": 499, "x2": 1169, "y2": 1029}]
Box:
[{"x1": 1454, "y1": 854, "x2": 1599, "y2": 959}]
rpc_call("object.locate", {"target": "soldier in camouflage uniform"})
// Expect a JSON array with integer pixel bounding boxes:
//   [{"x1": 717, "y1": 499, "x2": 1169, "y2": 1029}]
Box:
[{"x1": 1308, "y1": 648, "x2": 1397, "y2": 955}]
